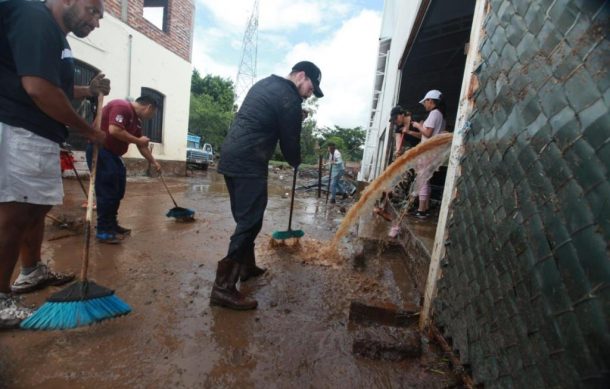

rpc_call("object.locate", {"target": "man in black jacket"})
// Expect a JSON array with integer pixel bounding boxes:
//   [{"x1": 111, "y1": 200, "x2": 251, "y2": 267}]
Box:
[{"x1": 212, "y1": 61, "x2": 324, "y2": 310}]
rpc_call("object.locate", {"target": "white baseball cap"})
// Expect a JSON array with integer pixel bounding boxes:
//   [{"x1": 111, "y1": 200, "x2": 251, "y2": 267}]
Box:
[{"x1": 419, "y1": 89, "x2": 442, "y2": 104}]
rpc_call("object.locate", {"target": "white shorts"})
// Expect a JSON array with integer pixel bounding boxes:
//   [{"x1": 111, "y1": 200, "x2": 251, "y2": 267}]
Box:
[{"x1": 0, "y1": 122, "x2": 63, "y2": 205}]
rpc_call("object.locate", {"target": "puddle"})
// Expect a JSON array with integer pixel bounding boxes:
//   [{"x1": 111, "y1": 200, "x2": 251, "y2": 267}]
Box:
[{"x1": 0, "y1": 170, "x2": 458, "y2": 388}]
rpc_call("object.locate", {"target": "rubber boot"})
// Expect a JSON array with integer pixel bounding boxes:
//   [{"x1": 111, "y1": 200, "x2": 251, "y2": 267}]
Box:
[
  {"x1": 239, "y1": 244, "x2": 267, "y2": 282},
  {"x1": 210, "y1": 257, "x2": 258, "y2": 310}
]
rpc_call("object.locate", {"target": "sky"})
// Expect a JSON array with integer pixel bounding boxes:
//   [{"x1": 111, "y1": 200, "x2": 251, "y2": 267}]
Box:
[{"x1": 190, "y1": 0, "x2": 384, "y2": 130}]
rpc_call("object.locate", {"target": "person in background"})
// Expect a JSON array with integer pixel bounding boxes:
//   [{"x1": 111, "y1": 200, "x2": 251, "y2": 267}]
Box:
[
  {"x1": 390, "y1": 105, "x2": 418, "y2": 157},
  {"x1": 0, "y1": 0, "x2": 108, "y2": 329},
  {"x1": 411, "y1": 89, "x2": 446, "y2": 219},
  {"x1": 327, "y1": 142, "x2": 345, "y2": 204},
  {"x1": 213, "y1": 61, "x2": 324, "y2": 310},
  {"x1": 86, "y1": 96, "x2": 162, "y2": 244}
]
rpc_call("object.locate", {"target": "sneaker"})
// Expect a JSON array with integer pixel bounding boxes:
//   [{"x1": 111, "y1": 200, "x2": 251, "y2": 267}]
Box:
[
  {"x1": 330, "y1": 198, "x2": 336, "y2": 204},
  {"x1": 114, "y1": 224, "x2": 132, "y2": 235},
  {"x1": 11, "y1": 263, "x2": 76, "y2": 294},
  {"x1": 96, "y1": 232, "x2": 121, "y2": 244},
  {"x1": 414, "y1": 211, "x2": 429, "y2": 219},
  {"x1": 0, "y1": 295, "x2": 33, "y2": 329}
]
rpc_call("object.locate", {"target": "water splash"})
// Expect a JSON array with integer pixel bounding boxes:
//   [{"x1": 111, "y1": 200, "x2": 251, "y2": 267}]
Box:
[
  {"x1": 267, "y1": 134, "x2": 454, "y2": 265},
  {"x1": 330, "y1": 133, "x2": 454, "y2": 250}
]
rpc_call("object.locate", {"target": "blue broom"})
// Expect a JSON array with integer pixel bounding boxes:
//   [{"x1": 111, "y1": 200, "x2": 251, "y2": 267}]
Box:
[
  {"x1": 159, "y1": 173, "x2": 195, "y2": 221},
  {"x1": 21, "y1": 95, "x2": 131, "y2": 330}
]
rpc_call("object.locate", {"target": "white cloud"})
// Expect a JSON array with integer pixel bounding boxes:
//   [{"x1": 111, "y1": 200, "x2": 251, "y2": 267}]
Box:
[
  {"x1": 192, "y1": 1, "x2": 382, "y2": 129},
  {"x1": 281, "y1": 10, "x2": 382, "y2": 129},
  {"x1": 192, "y1": 26, "x2": 239, "y2": 80},
  {"x1": 196, "y1": 0, "x2": 354, "y2": 31}
]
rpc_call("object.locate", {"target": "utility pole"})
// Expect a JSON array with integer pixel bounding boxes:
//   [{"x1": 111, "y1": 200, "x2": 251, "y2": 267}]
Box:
[{"x1": 235, "y1": 0, "x2": 259, "y2": 104}]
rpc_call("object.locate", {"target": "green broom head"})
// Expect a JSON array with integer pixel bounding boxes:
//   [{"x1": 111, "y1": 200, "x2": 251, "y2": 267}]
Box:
[
  {"x1": 20, "y1": 281, "x2": 131, "y2": 330},
  {"x1": 166, "y1": 207, "x2": 195, "y2": 221},
  {"x1": 271, "y1": 229, "x2": 305, "y2": 241}
]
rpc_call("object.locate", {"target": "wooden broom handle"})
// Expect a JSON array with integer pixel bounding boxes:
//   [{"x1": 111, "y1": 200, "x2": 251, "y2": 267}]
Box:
[{"x1": 81, "y1": 94, "x2": 104, "y2": 281}]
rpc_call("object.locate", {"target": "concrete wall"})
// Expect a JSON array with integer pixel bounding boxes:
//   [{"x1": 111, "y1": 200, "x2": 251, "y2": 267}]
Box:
[
  {"x1": 435, "y1": 0, "x2": 610, "y2": 386},
  {"x1": 358, "y1": 0, "x2": 420, "y2": 182},
  {"x1": 68, "y1": 12, "x2": 192, "y2": 162}
]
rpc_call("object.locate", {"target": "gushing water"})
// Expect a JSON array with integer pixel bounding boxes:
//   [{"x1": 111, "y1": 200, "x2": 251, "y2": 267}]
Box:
[
  {"x1": 269, "y1": 134, "x2": 454, "y2": 265},
  {"x1": 330, "y1": 133, "x2": 454, "y2": 251}
]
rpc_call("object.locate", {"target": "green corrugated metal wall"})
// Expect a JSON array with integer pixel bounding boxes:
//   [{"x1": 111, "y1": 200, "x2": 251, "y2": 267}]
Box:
[{"x1": 434, "y1": 1, "x2": 609, "y2": 387}]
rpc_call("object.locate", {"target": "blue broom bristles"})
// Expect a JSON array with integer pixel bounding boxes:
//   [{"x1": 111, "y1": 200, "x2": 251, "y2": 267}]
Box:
[{"x1": 20, "y1": 294, "x2": 131, "y2": 330}]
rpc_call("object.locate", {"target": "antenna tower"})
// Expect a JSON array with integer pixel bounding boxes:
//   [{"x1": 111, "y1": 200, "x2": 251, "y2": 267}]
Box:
[{"x1": 235, "y1": 0, "x2": 260, "y2": 103}]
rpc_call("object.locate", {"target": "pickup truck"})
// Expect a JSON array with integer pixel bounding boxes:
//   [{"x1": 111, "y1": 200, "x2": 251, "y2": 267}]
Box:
[{"x1": 186, "y1": 134, "x2": 214, "y2": 170}]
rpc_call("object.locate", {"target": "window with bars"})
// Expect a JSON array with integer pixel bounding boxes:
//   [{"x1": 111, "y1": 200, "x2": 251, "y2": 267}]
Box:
[
  {"x1": 141, "y1": 87, "x2": 164, "y2": 143},
  {"x1": 67, "y1": 59, "x2": 100, "y2": 150}
]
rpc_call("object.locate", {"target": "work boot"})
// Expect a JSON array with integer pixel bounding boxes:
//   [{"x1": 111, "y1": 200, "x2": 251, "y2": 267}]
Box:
[
  {"x1": 210, "y1": 258, "x2": 258, "y2": 310},
  {"x1": 240, "y1": 245, "x2": 266, "y2": 282}
]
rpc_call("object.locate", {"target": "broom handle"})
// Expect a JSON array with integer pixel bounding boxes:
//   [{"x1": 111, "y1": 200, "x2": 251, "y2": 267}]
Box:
[
  {"x1": 72, "y1": 163, "x2": 88, "y2": 198},
  {"x1": 325, "y1": 153, "x2": 333, "y2": 204},
  {"x1": 81, "y1": 94, "x2": 104, "y2": 281},
  {"x1": 288, "y1": 166, "x2": 298, "y2": 231},
  {"x1": 63, "y1": 143, "x2": 89, "y2": 198},
  {"x1": 159, "y1": 174, "x2": 179, "y2": 208}
]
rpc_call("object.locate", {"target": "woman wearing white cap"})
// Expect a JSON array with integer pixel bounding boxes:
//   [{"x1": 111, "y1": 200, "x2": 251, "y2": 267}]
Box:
[{"x1": 411, "y1": 89, "x2": 446, "y2": 219}]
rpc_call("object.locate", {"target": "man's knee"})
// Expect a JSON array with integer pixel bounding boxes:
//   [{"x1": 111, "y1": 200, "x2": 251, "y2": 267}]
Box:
[{"x1": 0, "y1": 203, "x2": 50, "y2": 229}]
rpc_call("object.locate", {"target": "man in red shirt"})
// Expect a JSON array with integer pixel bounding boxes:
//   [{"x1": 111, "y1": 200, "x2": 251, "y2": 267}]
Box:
[{"x1": 86, "y1": 96, "x2": 161, "y2": 243}]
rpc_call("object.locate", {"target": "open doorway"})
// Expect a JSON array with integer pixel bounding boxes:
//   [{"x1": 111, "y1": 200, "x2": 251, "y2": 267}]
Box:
[{"x1": 391, "y1": 0, "x2": 476, "y2": 216}]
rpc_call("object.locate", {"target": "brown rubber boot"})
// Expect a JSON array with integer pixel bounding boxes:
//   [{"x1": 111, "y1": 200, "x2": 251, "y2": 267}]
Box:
[
  {"x1": 239, "y1": 244, "x2": 267, "y2": 282},
  {"x1": 210, "y1": 257, "x2": 258, "y2": 310}
]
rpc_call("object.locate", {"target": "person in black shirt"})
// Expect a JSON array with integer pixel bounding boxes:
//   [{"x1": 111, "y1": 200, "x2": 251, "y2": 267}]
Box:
[
  {"x1": 0, "y1": 0, "x2": 108, "y2": 329},
  {"x1": 390, "y1": 105, "x2": 420, "y2": 157},
  {"x1": 212, "y1": 61, "x2": 324, "y2": 310}
]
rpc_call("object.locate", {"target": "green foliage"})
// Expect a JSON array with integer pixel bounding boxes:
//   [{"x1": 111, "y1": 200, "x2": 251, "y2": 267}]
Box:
[
  {"x1": 322, "y1": 136, "x2": 346, "y2": 152},
  {"x1": 188, "y1": 70, "x2": 236, "y2": 151},
  {"x1": 319, "y1": 125, "x2": 366, "y2": 161}
]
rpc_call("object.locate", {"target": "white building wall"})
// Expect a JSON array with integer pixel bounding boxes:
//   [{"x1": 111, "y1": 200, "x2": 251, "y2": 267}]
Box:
[
  {"x1": 67, "y1": 14, "x2": 191, "y2": 162},
  {"x1": 358, "y1": 0, "x2": 420, "y2": 181}
]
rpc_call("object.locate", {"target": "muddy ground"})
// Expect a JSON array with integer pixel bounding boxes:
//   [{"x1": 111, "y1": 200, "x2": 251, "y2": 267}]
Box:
[{"x1": 0, "y1": 169, "x2": 459, "y2": 388}]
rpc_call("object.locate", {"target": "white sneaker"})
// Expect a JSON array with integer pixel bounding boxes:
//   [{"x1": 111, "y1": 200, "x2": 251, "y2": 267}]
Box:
[
  {"x1": 0, "y1": 296, "x2": 33, "y2": 329},
  {"x1": 11, "y1": 262, "x2": 75, "y2": 294}
]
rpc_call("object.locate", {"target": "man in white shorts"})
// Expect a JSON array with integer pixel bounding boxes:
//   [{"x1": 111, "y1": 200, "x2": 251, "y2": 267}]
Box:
[{"x1": 0, "y1": 0, "x2": 108, "y2": 329}]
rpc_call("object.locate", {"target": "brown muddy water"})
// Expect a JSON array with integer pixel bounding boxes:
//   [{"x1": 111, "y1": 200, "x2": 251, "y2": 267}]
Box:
[{"x1": 0, "y1": 170, "x2": 458, "y2": 388}]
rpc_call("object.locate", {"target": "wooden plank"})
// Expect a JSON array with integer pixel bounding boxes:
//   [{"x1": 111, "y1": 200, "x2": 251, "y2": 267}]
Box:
[{"x1": 419, "y1": 0, "x2": 488, "y2": 330}]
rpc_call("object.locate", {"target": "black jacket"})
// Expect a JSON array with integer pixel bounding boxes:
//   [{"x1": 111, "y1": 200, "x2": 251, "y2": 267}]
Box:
[{"x1": 218, "y1": 75, "x2": 302, "y2": 178}]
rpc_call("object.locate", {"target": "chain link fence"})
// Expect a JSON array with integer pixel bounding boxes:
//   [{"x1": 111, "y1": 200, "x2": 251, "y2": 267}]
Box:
[{"x1": 434, "y1": 1, "x2": 609, "y2": 386}]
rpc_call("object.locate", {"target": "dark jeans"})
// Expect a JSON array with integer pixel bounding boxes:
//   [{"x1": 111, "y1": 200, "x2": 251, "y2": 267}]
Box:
[
  {"x1": 86, "y1": 145, "x2": 126, "y2": 234},
  {"x1": 224, "y1": 176, "x2": 268, "y2": 264}
]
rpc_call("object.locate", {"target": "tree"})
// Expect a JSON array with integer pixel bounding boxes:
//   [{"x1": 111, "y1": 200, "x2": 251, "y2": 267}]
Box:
[
  {"x1": 319, "y1": 125, "x2": 366, "y2": 161},
  {"x1": 188, "y1": 70, "x2": 235, "y2": 152}
]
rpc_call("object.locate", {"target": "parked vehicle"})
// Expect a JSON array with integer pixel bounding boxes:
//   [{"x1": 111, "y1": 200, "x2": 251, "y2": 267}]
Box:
[{"x1": 186, "y1": 134, "x2": 214, "y2": 170}]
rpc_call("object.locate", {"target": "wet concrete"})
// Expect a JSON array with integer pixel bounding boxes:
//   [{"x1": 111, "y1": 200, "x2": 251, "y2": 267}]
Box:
[{"x1": 0, "y1": 169, "x2": 458, "y2": 388}]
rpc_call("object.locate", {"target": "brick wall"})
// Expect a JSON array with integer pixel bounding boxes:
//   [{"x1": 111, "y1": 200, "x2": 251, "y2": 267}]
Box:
[
  {"x1": 104, "y1": 0, "x2": 194, "y2": 62},
  {"x1": 434, "y1": 0, "x2": 609, "y2": 387}
]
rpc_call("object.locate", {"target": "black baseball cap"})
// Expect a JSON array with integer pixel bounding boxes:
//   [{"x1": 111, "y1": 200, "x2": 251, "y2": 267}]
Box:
[
  {"x1": 389, "y1": 105, "x2": 405, "y2": 122},
  {"x1": 292, "y1": 61, "x2": 324, "y2": 98}
]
